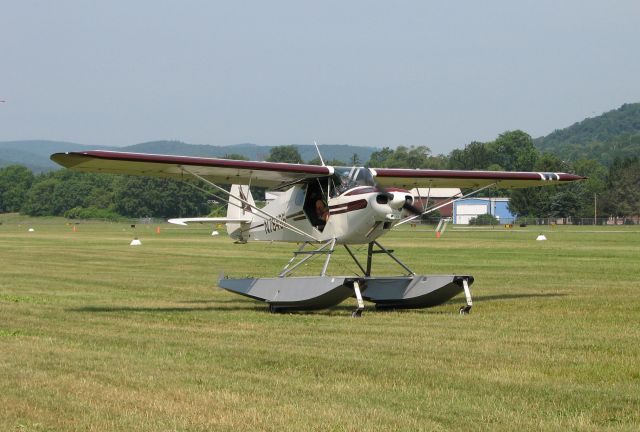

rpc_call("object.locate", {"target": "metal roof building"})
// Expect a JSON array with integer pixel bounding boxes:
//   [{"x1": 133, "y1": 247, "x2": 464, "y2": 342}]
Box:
[
  {"x1": 453, "y1": 197, "x2": 515, "y2": 224},
  {"x1": 410, "y1": 188, "x2": 461, "y2": 218}
]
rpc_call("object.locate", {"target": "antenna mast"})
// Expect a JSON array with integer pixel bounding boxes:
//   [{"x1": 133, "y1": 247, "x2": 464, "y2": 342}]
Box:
[{"x1": 313, "y1": 140, "x2": 325, "y2": 166}]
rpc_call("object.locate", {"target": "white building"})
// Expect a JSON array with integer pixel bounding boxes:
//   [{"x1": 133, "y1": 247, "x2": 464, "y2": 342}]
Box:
[{"x1": 453, "y1": 197, "x2": 515, "y2": 224}]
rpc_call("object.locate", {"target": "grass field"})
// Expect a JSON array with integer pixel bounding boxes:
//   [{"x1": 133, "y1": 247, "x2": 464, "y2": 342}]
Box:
[{"x1": 1, "y1": 216, "x2": 639, "y2": 431}]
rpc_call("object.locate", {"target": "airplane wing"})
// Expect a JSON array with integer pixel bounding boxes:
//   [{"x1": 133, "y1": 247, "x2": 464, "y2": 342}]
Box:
[
  {"x1": 372, "y1": 168, "x2": 585, "y2": 189},
  {"x1": 51, "y1": 150, "x2": 332, "y2": 188},
  {"x1": 51, "y1": 150, "x2": 585, "y2": 190},
  {"x1": 168, "y1": 217, "x2": 252, "y2": 226}
]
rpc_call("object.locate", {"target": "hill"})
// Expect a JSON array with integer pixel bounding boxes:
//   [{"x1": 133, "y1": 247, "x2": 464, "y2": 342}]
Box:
[
  {"x1": 5, "y1": 102, "x2": 640, "y2": 171},
  {"x1": 535, "y1": 103, "x2": 640, "y2": 164},
  {"x1": 0, "y1": 148, "x2": 56, "y2": 173},
  {"x1": 0, "y1": 140, "x2": 377, "y2": 171},
  {"x1": 123, "y1": 141, "x2": 377, "y2": 163},
  {"x1": 0, "y1": 141, "x2": 117, "y2": 171}
]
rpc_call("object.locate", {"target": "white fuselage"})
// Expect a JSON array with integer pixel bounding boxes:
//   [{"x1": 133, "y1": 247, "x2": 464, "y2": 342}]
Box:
[{"x1": 232, "y1": 185, "x2": 412, "y2": 245}]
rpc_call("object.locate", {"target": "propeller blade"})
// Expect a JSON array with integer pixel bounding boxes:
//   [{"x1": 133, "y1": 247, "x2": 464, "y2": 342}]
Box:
[
  {"x1": 402, "y1": 199, "x2": 423, "y2": 216},
  {"x1": 374, "y1": 181, "x2": 421, "y2": 215}
]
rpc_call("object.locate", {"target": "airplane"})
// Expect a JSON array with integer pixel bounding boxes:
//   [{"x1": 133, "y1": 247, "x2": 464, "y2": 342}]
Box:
[{"x1": 51, "y1": 149, "x2": 584, "y2": 316}]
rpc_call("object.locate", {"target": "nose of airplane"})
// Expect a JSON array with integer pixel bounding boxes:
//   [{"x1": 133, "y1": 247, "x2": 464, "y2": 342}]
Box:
[{"x1": 389, "y1": 192, "x2": 410, "y2": 210}]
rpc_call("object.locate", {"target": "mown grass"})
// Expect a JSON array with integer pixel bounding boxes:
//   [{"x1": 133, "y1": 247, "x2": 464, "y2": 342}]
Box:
[{"x1": 1, "y1": 217, "x2": 639, "y2": 431}]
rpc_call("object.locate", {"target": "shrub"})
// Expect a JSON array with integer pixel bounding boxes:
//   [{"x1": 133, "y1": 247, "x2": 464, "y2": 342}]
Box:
[
  {"x1": 64, "y1": 206, "x2": 123, "y2": 221},
  {"x1": 468, "y1": 213, "x2": 500, "y2": 225}
]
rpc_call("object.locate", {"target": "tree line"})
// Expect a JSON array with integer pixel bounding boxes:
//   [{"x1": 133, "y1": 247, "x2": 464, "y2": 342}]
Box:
[
  {"x1": 0, "y1": 131, "x2": 638, "y2": 220},
  {"x1": 366, "y1": 131, "x2": 638, "y2": 220},
  {"x1": 0, "y1": 166, "x2": 210, "y2": 219}
]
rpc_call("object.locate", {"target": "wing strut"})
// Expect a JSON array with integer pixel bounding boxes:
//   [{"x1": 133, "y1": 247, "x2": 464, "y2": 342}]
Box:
[
  {"x1": 395, "y1": 182, "x2": 497, "y2": 227},
  {"x1": 180, "y1": 166, "x2": 319, "y2": 242},
  {"x1": 181, "y1": 181, "x2": 244, "y2": 214}
]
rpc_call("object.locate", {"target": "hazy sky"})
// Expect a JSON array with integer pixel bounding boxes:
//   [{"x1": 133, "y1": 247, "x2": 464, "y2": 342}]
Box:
[{"x1": 1, "y1": 1, "x2": 639, "y2": 153}]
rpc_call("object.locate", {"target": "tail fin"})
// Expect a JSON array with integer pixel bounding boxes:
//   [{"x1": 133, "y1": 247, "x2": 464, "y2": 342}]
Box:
[{"x1": 226, "y1": 185, "x2": 255, "y2": 242}]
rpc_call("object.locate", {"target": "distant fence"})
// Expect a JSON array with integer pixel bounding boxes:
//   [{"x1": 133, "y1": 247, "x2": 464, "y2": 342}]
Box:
[
  {"x1": 1, "y1": 214, "x2": 637, "y2": 227},
  {"x1": 416, "y1": 216, "x2": 639, "y2": 226},
  {"x1": 0, "y1": 215, "x2": 166, "y2": 226}
]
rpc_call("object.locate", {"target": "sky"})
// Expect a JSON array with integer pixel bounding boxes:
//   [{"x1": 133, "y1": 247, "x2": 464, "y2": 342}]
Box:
[{"x1": 1, "y1": 0, "x2": 639, "y2": 154}]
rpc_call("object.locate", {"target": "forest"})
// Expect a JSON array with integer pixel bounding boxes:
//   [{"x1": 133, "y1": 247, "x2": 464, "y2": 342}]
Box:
[
  {"x1": 1, "y1": 103, "x2": 639, "y2": 221},
  {"x1": 0, "y1": 131, "x2": 638, "y2": 222}
]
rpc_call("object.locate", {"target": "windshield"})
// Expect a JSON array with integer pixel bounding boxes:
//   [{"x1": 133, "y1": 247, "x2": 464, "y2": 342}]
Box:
[{"x1": 331, "y1": 167, "x2": 376, "y2": 196}]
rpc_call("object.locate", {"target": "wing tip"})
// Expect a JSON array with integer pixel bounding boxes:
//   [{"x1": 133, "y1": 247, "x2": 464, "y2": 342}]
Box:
[
  {"x1": 560, "y1": 173, "x2": 588, "y2": 182},
  {"x1": 50, "y1": 152, "x2": 79, "y2": 168},
  {"x1": 167, "y1": 218, "x2": 189, "y2": 226}
]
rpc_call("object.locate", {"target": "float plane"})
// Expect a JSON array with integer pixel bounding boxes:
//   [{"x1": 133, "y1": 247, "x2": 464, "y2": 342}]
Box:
[{"x1": 51, "y1": 150, "x2": 584, "y2": 316}]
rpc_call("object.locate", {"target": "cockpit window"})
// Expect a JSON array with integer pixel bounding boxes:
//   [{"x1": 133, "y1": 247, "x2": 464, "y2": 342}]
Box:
[{"x1": 331, "y1": 167, "x2": 376, "y2": 196}]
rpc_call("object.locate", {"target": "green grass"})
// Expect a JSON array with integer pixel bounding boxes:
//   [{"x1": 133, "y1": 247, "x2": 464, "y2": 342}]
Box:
[{"x1": 1, "y1": 217, "x2": 639, "y2": 431}]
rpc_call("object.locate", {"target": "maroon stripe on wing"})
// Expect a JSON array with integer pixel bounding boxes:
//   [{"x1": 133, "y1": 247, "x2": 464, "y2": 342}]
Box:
[
  {"x1": 70, "y1": 150, "x2": 332, "y2": 175},
  {"x1": 374, "y1": 168, "x2": 585, "y2": 182}
]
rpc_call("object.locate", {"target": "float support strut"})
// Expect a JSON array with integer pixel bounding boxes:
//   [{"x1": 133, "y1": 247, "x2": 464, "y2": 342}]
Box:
[
  {"x1": 320, "y1": 238, "x2": 336, "y2": 276},
  {"x1": 459, "y1": 278, "x2": 473, "y2": 314},
  {"x1": 352, "y1": 280, "x2": 365, "y2": 318}
]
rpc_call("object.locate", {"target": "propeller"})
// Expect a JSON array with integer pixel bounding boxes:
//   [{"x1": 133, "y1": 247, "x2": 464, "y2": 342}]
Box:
[{"x1": 375, "y1": 183, "x2": 423, "y2": 216}]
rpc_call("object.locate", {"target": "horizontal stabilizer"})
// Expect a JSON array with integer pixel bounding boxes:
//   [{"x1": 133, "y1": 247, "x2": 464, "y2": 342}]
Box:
[{"x1": 168, "y1": 217, "x2": 252, "y2": 226}]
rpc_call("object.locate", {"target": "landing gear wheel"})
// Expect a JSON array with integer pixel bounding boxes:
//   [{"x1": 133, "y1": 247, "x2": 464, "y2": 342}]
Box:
[
  {"x1": 351, "y1": 309, "x2": 363, "y2": 318},
  {"x1": 459, "y1": 305, "x2": 472, "y2": 315},
  {"x1": 268, "y1": 304, "x2": 278, "y2": 314}
]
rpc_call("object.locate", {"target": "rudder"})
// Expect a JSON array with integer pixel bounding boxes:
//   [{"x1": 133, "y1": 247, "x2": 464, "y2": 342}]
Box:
[{"x1": 227, "y1": 185, "x2": 255, "y2": 242}]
